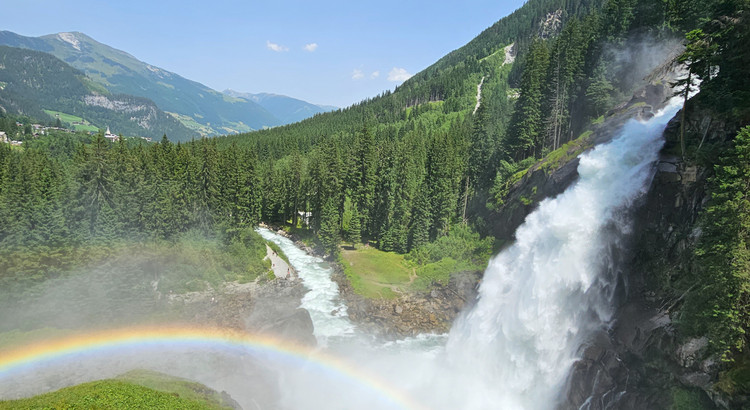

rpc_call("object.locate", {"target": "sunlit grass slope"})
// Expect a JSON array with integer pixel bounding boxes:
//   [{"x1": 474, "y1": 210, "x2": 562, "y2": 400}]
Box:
[{"x1": 0, "y1": 376, "x2": 234, "y2": 409}]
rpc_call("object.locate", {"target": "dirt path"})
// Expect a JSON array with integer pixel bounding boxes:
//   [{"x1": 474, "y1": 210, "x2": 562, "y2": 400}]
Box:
[{"x1": 265, "y1": 245, "x2": 294, "y2": 279}]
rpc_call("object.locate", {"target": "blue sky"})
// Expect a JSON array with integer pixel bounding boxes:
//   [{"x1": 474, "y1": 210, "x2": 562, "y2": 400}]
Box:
[{"x1": 5, "y1": 0, "x2": 526, "y2": 107}]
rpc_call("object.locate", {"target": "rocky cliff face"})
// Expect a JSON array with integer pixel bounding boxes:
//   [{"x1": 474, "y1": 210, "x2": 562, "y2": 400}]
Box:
[
  {"x1": 331, "y1": 267, "x2": 480, "y2": 339},
  {"x1": 486, "y1": 81, "x2": 675, "y2": 243},
  {"x1": 167, "y1": 277, "x2": 315, "y2": 347}
]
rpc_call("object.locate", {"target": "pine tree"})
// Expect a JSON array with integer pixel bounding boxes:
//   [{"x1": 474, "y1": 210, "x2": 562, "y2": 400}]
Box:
[
  {"x1": 687, "y1": 126, "x2": 750, "y2": 358},
  {"x1": 319, "y1": 197, "x2": 341, "y2": 256},
  {"x1": 506, "y1": 38, "x2": 550, "y2": 160},
  {"x1": 341, "y1": 196, "x2": 361, "y2": 248}
]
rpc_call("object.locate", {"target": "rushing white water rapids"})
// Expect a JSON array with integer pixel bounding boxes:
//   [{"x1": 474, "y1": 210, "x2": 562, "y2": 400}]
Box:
[
  {"x1": 260, "y1": 100, "x2": 681, "y2": 410},
  {"x1": 257, "y1": 228, "x2": 359, "y2": 347}
]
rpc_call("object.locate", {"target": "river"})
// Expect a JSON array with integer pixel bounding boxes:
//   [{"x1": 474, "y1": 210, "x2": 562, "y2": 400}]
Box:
[{"x1": 256, "y1": 227, "x2": 357, "y2": 347}]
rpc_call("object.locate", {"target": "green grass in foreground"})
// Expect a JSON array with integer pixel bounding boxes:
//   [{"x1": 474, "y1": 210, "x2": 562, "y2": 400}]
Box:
[
  {"x1": 0, "y1": 378, "x2": 230, "y2": 409},
  {"x1": 116, "y1": 370, "x2": 235, "y2": 408}
]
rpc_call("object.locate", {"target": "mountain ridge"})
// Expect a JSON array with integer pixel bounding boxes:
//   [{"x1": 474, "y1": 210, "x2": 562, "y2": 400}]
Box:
[
  {"x1": 223, "y1": 89, "x2": 338, "y2": 125},
  {"x1": 0, "y1": 45, "x2": 197, "y2": 140},
  {"x1": 0, "y1": 30, "x2": 336, "y2": 137}
]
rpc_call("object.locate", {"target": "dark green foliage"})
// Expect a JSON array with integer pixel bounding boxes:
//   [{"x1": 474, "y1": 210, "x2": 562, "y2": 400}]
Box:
[
  {"x1": 407, "y1": 224, "x2": 495, "y2": 267},
  {"x1": 679, "y1": 0, "x2": 750, "y2": 121},
  {"x1": 319, "y1": 197, "x2": 341, "y2": 256},
  {"x1": 341, "y1": 196, "x2": 362, "y2": 247},
  {"x1": 0, "y1": 128, "x2": 271, "y2": 295},
  {"x1": 683, "y1": 127, "x2": 750, "y2": 358},
  {"x1": 507, "y1": 38, "x2": 550, "y2": 160}
]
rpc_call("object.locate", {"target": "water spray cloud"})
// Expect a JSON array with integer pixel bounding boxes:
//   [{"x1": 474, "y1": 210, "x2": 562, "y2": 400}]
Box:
[{"x1": 0, "y1": 326, "x2": 425, "y2": 410}]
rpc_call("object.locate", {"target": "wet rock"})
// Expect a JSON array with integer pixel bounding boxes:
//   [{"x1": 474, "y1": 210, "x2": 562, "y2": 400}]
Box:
[
  {"x1": 681, "y1": 371, "x2": 712, "y2": 389},
  {"x1": 254, "y1": 308, "x2": 315, "y2": 346},
  {"x1": 331, "y1": 266, "x2": 481, "y2": 339},
  {"x1": 676, "y1": 337, "x2": 709, "y2": 368},
  {"x1": 658, "y1": 162, "x2": 678, "y2": 174}
]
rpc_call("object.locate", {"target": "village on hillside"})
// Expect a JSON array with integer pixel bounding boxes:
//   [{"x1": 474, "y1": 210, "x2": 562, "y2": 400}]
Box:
[{"x1": 0, "y1": 118, "x2": 153, "y2": 146}]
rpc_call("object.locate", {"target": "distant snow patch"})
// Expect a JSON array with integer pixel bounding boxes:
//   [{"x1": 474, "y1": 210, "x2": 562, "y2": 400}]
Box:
[{"x1": 58, "y1": 33, "x2": 81, "y2": 51}]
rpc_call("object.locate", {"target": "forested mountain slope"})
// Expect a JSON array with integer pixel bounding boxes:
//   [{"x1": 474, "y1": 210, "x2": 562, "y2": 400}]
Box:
[
  {"x1": 0, "y1": 30, "x2": 280, "y2": 136},
  {"x1": 216, "y1": 0, "x2": 706, "y2": 254},
  {"x1": 0, "y1": 46, "x2": 195, "y2": 140}
]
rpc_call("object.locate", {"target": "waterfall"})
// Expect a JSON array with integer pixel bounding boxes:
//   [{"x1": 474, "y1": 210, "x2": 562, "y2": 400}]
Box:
[
  {"x1": 0, "y1": 101, "x2": 682, "y2": 410},
  {"x1": 439, "y1": 101, "x2": 680, "y2": 409}
]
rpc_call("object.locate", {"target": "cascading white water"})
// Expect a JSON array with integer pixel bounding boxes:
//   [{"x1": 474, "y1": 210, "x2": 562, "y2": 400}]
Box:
[
  {"x1": 256, "y1": 227, "x2": 357, "y2": 346},
  {"x1": 437, "y1": 101, "x2": 681, "y2": 409}
]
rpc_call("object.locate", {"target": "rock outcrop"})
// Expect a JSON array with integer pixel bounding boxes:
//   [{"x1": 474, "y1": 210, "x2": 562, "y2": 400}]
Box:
[
  {"x1": 167, "y1": 276, "x2": 315, "y2": 346},
  {"x1": 331, "y1": 267, "x2": 480, "y2": 339},
  {"x1": 485, "y1": 80, "x2": 675, "y2": 243}
]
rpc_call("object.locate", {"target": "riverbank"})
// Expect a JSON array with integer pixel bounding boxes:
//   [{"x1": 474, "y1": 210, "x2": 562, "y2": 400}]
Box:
[
  {"x1": 331, "y1": 264, "x2": 480, "y2": 339},
  {"x1": 259, "y1": 223, "x2": 481, "y2": 339}
]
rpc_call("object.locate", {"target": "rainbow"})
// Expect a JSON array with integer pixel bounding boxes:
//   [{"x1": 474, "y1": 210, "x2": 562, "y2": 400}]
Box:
[{"x1": 0, "y1": 326, "x2": 424, "y2": 410}]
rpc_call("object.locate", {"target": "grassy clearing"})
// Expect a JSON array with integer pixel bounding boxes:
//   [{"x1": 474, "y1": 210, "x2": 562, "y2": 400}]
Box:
[
  {"x1": 43, "y1": 110, "x2": 99, "y2": 132},
  {"x1": 339, "y1": 247, "x2": 413, "y2": 299},
  {"x1": 340, "y1": 233, "x2": 486, "y2": 299},
  {"x1": 0, "y1": 378, "x2": 230, "y2": 409},
  {"x1": 166, "y1": 112, "x2": 216, "y2": 137},
  {"x1": 220, "y1": 120, "x2": 253, "y2": 134}
]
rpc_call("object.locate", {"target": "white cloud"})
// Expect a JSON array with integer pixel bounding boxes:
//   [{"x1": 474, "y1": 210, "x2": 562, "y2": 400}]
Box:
[
  {"x1": 266, "y1": 41, "x2": 288, "y2": 52},
  {"x1": 304, "y1": 43, "x2": 318, "y2": 52},
  {"x1": 370, "y1": 71, "x2": 380, "y2": 79},
  {"x1": 387, "y1": 67, "x2": 412, "y2": 82},
  {"x1": 352, "y1": 69, "x2": 365, "y2": 80}
]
